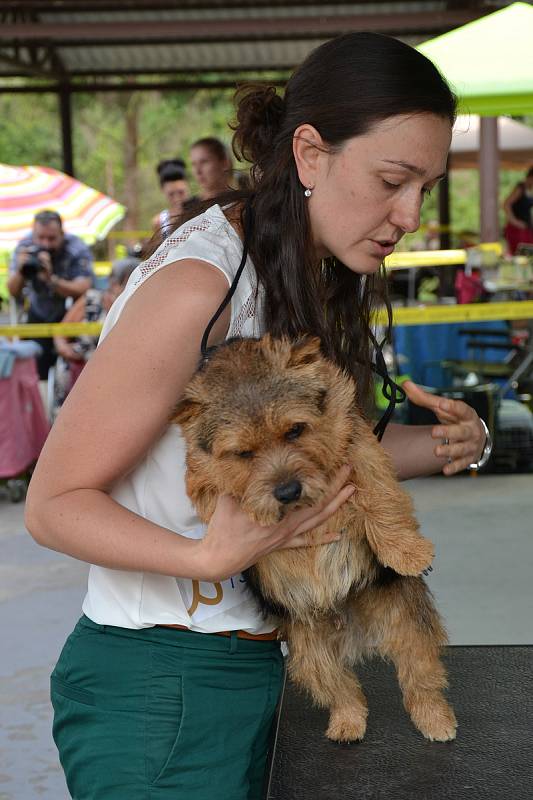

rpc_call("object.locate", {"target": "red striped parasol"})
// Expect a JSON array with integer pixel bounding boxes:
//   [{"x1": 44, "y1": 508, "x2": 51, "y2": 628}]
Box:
[{"x1": 0, "y1": 163, "x2": 126, "y2": 252}]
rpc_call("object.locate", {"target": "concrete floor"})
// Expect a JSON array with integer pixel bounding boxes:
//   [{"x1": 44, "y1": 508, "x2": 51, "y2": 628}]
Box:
[{"x1": 0, "y1": 473, "x2": 531, "y2": 799}]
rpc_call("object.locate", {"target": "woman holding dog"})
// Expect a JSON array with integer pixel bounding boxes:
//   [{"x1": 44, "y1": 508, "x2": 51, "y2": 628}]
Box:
[{"x1": 27, "y1": 32, "x2": 488, "y2": 800}]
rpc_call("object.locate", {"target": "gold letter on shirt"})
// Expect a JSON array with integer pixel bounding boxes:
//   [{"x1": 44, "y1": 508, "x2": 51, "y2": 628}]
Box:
[{"x1": 188, "y1": 581, "x2": 223, "y2": 616}]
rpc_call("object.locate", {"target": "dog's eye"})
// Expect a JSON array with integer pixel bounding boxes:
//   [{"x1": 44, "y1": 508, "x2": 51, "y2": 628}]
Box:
[
  {"x1": 284, "y1": 423, "x2": 306, "y2": 442},
  {"x1": 235, "y1": 450, "x2": 254, "y2": 459}
]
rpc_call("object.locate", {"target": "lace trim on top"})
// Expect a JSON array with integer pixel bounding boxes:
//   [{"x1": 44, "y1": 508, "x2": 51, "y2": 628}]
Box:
[
  {"x1": 230, "y1": 290, "x2": 257, "y2": 337},
  {"x1": 132, "y1": 219, "x2": 213, "y2": 287},
  {"x1": 130, "y1": 211, "x2": 258, "y2": 337}
]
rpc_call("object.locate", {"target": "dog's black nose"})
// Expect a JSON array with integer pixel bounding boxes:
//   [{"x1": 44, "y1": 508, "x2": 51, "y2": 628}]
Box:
[{"x1": 273, "y1": 479, "x2": 302, "y2": 504}]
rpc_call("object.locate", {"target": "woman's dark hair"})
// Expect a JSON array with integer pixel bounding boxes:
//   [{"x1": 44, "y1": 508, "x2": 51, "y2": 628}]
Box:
[
  {"x1": 156, "y1": 158, "x2": 187, "y2": 186},
  {"x1": 191, "y1": 137, "x2": 231, "y2": 165},
  {"x1": 229, "y1": 31, "x2": 456, "y2": 407}
]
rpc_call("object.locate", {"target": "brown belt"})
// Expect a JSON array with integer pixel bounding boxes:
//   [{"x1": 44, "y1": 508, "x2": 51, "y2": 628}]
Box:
[{"x1": 159, "y1": 623, "x2": 280, "y2": 641}]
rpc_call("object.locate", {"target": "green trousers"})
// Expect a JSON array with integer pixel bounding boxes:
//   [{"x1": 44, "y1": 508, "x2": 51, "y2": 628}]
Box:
[{"x1": 51, "y1": 615, "x2": 284, "y2": 799}]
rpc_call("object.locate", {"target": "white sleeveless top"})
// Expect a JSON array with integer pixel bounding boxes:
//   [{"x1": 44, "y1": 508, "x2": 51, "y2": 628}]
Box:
[{"x1": 82, "y1": 204, "x2": 274, "y2": 633}]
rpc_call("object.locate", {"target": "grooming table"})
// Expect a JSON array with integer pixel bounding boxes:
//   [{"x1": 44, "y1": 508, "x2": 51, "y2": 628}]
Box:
[{"x1": 267, "y1": 646, "x2": 532, "y2": 800}]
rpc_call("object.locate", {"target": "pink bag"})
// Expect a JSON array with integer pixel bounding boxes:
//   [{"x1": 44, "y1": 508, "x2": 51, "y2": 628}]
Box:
[
  {"x1": 455, "y1": 269, "x2": 484, "y2": 304},
  {"x1": 0, "y1": 358, "x2": 50, "y2": 478}
]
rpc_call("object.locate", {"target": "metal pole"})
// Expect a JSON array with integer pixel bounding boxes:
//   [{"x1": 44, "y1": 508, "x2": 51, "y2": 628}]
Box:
[{"x1": 59, "y1": 83, "x2": 74, "y2": 176}]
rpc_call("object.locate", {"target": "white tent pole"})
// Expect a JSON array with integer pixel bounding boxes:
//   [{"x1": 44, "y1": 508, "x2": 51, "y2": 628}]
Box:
[{"x1": 479, "y1": 116, "x2": 500, "y2": 242}]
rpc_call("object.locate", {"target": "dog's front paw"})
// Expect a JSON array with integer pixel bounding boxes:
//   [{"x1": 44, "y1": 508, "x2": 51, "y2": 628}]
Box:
[
  {"x1": 380, "y1": 535, "x2": 434, "y2": 576},
  {"x1": 326, "y1": 705, "x2": 368, "y2": 742},
  {"x1": 409, "y1": 695, "x2": 457, "y2": 742}
]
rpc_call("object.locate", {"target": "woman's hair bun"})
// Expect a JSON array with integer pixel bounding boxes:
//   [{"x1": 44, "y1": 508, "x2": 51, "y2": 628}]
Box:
[
  {"x1": 156, "y1": 158, "x2": 187, "y2": 183},
  {"x1": 232, "y1": 84, "x2": 285, "y2": 166}
]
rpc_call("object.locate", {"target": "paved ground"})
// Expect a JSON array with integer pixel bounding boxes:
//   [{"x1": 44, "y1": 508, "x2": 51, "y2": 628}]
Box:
[
  {"x1": 0, "y1": 473, "x2": 532, "y2": 798},
  {"x1": 0, "y1": 492, "x2": 87, "y2": 800}
]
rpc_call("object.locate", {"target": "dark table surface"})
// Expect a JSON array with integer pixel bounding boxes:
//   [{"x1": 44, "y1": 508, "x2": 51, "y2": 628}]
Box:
[{"x1": 267, "y1": 646, "x2": 532, "y2": 800}]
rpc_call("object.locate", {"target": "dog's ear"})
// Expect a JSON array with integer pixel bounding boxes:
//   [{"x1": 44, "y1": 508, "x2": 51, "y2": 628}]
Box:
[
  {"x1": 171, "y1": 396, "x2": 202, "y2": 427},
  {"x1": 287, "y1": 336, "x2": 322, "y2": 367}
]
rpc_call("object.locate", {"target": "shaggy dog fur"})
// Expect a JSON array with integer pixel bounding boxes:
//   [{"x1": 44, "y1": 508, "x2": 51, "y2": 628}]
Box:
[{"x1": 173, "y1": 335, "x2": 457, "y2": 742}]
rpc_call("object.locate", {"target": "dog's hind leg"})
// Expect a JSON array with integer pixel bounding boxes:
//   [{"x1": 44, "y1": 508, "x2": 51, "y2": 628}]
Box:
[
  {"x1": 285, "y1": 618, "x2": 368, "y2": 742},
  {"x1": 357, "y1": 576, "x2": 457, "y2": 742}
]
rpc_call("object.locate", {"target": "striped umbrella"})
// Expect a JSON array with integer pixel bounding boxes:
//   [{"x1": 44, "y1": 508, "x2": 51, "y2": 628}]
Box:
[{"x1": 0, "y1": 163, "x2": 126, "y2": 252}]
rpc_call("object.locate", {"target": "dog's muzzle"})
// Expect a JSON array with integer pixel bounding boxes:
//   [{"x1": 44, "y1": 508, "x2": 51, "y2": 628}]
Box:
[{"x1": 273, "y1": 479, "x2": 302, "y2": 505}]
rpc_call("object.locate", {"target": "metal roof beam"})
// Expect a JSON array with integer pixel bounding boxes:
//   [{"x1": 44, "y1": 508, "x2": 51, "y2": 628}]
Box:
[
  {"x1": 0, "y1": 78, "x2": 285, "y2": 93},
  {"x1": 1, "y1": 0, "x2": 469, "y2": 10},
  {"x1": 0, "y1": 45, "x2": 54, "y2": 77},
  {"x1": 0, "y1": 65, "x2": 290, "y2": 78},
  {"x1": 0, "y1": 10, "x2": 486, "y2": 45}
]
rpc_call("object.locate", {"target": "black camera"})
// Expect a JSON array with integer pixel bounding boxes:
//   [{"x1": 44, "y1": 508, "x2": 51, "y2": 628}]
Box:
[{"x1": 21, "y1": 245, "x2": 48, "y2": 280}]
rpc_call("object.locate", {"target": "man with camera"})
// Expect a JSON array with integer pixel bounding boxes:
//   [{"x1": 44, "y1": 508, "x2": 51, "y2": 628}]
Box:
[{"x1": 8, "y1": 209, "x2": 94, "y2": 380}]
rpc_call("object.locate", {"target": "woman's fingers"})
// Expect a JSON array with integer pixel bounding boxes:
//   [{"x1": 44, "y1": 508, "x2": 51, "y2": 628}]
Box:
[
  {"x1": 403, "y1": 381, "x2": 475, "y2": 424},
  {"x1": 432, "y1": 423, "x2": 472, "y2": 452},
  {"x1": 432, "y1": 417, "x2": 485, "y2": 475},
  {"x1": 290, "y1": 483, "x2": 355, "y2": 539},
  {"x1": 282, "y1": 464, "x2": 352, "y2": 527},
  {"x1": 403, "y1": 380, "x2": 444, "y2": 413},
  {"x1": 442, "y1": 453, "x2": 475, "y2": 476},
  {"x1": 404, "y1": 380, "x2": 485, "y2": 475}
]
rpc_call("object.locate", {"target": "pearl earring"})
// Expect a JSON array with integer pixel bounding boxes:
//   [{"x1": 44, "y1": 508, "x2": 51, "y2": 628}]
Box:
[{"x1": 304, "y1": 187, "x2": 312, "y2": 197}]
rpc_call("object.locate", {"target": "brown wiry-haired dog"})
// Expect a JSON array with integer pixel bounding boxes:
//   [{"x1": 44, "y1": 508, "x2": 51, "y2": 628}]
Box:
[{"x1": 173, "y1": 335, "x2": 457, "y2": 743}]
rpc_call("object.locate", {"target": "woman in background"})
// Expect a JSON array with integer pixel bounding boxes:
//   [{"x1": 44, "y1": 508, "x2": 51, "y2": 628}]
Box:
[
  {"x1": 189, "y1": 137, "x2": 233, "y2": 203},
  {"x1": 503, "y1": 166, "x2": 533, "y2": 254},
  {"x1": 152, "y1": 158, "x2": 190, "y2": 240}
]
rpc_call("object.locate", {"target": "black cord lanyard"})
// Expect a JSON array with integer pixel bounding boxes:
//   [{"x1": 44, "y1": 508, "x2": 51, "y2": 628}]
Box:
[
  {"x1": 200, "y1": 199, "x2": 254, "y2": 362},
  {"x1": 369, "y1": 329, "x2": 406, "y2": 441},
  {"x1": 199, "y1": 198, "x2": 404, "y2": 439}
]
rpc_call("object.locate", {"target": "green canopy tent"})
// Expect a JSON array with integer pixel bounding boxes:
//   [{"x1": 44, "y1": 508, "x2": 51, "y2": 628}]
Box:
[
  {"x1": 418, "y1": 2, "x2": 533, "y2": 242},
  {"x1": 418, "y1": 1, "x2": 533, "y2": 117}
]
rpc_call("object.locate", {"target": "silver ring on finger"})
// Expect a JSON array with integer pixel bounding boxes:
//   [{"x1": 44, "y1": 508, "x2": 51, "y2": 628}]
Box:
[{"x1": 442, "y1": 437, "x2": 450, "y2": 446}]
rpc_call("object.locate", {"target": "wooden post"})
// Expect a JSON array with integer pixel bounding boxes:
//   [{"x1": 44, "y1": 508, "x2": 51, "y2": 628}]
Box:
[
  {"x1": 438, "y1": 161, "x2": 451, "y2": 250},
  {"x1": 479, "y1": 116, "x2": 499, "y2": 243}
]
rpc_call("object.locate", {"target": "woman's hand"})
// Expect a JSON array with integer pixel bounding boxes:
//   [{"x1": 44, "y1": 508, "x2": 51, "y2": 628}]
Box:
[
  {"x1": 195, "y1": 465, "x2": 355, "y2": 581},
  {"x1": 403, "y1": 381, "x2": 486, "y2": 476},
  {"x1": 56, "y1": 341, "x2": 84, "y2": 362}
]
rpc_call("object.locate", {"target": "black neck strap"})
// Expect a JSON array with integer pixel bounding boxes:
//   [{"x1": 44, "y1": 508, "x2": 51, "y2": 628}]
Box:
[
  {"x1": 200, "y1": 198, "x2": 254, "y2": 361},
  {"x1": 369, "y1": 329, "x2": 406, "y2": 441}
]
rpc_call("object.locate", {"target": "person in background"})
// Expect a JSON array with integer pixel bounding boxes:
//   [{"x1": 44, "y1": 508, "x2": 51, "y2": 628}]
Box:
[
  {"x1": 503, "y1": 166, "x2": 533, "y2": 254},
  {"x1": 152, "y1": 159, "x2": 190, "y2": 241},
  {"x1": 52, "y1": 257, "x2": 140, "y2": 411},
  {"x1": 7, "y1": 209, "x2": 94, "y2": 379},
  {"x1": 189, "y1": 137, "x2": 234, "y2": 205}
]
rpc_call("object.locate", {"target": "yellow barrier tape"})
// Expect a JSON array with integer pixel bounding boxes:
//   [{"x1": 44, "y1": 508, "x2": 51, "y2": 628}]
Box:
[
  {"x1": 375, "y1": 300, "x2": 533, "y2": 326},
  {"x1": 2, "y1": 301, "x2": 533, "y2": 338},
  {"x1": 106, "y1": 230, "x2": 151, "y2": 239},
  {"x1": 0, "y1": 262, "x2": 113, "y2": 277},
  {"x1": 0, "y1": 323, "x2": 103, "y2": 338},
  {"x1": 384, "y1": 250, "x2": 466, "y2": 268}
]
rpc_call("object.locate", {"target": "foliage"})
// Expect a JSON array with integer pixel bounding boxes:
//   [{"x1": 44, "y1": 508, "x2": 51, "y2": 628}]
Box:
[{"x1": 0, "y1": 92, "x2": 62, "y2": 168}]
